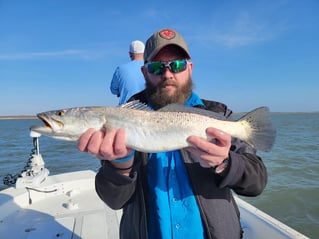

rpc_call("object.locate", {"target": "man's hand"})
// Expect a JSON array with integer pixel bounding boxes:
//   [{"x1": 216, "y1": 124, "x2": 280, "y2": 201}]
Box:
[
  {"x1": 77, "y1": 128, "x2": 133, "y2": 161},
  {"x1": 185, "y1": 128, "x2": 231, "y2": 169}
]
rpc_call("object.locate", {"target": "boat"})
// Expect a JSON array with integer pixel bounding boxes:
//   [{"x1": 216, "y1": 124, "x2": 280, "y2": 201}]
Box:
[{"x1": 0, "y1": 132, "x2": 309, "y2": 239}]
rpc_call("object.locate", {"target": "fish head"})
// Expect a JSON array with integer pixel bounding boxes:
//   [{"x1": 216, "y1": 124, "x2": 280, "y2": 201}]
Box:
[{"x1": 30, "y1": 107, "x2": 106, "y2": 141}]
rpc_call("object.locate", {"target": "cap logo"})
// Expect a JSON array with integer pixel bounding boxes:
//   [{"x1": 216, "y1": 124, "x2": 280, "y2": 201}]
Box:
[{"x1": 159, "y1": 29, "x2": 175, "y2": 40}]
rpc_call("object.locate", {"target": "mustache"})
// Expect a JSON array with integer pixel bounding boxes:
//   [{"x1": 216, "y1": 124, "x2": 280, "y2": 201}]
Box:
[
  {"x1": 160, "y1": 80, "x2": 177, "y2": 88},
  {"x1": 145, "y1": 79, "x2": 177, "y2": 93}
]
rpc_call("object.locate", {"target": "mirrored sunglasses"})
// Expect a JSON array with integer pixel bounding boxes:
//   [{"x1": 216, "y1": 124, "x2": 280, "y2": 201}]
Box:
[{"x1": 146, "y1": 59, "x2": 188, "y2": 75}]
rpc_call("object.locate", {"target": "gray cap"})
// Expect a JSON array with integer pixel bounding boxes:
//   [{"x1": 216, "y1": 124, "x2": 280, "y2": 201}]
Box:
[{"x1": 144, "y1": 28, "x2": 190, "y2": 62}]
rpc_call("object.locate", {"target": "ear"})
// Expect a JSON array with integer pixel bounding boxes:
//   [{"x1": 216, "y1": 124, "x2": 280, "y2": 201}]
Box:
[
  {"x1": 141, "y1": 65, "x2": 148, "y2": 78},
  {"x1": 188, "y1": 61, "x2": 193, "y2": 72}
]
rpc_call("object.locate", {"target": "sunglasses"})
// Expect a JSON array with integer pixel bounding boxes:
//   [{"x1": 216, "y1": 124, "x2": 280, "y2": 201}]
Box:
[{"x1": 146, "y1": 59, "x2": 188, "y2": 75}]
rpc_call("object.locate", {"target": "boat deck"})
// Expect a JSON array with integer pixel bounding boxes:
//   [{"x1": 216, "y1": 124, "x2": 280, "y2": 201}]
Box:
[{"x1": 0, "y1": 170, "x2": 309, "y2": 239}]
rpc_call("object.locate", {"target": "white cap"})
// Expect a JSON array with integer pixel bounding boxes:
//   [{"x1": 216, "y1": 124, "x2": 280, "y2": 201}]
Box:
[{"x1": 129, "y1": 40, "x2": 145, "y2": 54}]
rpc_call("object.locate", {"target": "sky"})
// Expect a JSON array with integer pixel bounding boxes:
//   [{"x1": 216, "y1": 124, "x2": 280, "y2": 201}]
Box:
[{"x1": 0, "y1": 0, "x2": 318, "y2": 116}]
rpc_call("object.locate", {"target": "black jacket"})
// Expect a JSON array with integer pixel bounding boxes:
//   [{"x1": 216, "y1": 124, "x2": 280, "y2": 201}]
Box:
[{"x1": 95, "y1": 91, "x2": 267, "y2": 239}]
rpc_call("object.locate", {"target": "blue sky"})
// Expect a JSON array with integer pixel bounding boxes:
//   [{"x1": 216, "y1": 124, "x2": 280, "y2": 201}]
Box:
[{"x1": 0, "y1": 0, "x2": 318, "y2": 115}]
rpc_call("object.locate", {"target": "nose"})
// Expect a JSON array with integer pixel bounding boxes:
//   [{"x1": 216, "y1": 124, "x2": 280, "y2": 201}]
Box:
[{"x1": 161, "y1": 66, "x2": 174, "y2": 79}]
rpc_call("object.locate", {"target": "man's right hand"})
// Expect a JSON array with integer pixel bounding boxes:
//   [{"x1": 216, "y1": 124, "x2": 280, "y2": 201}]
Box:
[{"x1": 77, "y1": 128, "x2": 133, "y2": 161}]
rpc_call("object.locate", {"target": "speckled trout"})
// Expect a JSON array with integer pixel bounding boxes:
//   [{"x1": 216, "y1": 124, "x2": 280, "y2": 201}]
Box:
[{"x1": 30, "y1": 101, "x2": 276, "y2": 152}]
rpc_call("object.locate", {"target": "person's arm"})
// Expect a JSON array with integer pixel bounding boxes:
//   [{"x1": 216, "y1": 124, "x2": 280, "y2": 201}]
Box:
[
  {"x1": 78, "y1": 128, "x2": 137, "y2": 209},
  {"x1": 110, "y1": 67, "x2": 120, "y2": 97},
  {"x1": 216, "y1": 137, "x2": 267, "y2": 196},
  {"x1": 95, "y1": 159, "x2": 138, "y2": 209},
  {"x1": 186, "y1": 128, "x2": 267, "y2": 196}
]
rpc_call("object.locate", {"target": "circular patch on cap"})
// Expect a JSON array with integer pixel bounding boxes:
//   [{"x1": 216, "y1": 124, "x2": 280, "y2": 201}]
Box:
[{"x1": 159, "y1": 29, "x2": 176, "y2": 40}]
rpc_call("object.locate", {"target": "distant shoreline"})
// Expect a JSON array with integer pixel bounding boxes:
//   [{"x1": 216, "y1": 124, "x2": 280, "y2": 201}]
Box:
[{"x1": 0, "y1": 116, "x2": 37, "y2": 120}]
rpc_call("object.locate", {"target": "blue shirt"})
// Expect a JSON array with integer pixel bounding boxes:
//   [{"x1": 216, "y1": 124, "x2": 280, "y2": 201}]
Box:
[
  {"x1": 147, "y1": 93, "x2": 207, "y2": 239},
  {"x1": 110, "y1": 60, "x2": 145, "y2": 105}
]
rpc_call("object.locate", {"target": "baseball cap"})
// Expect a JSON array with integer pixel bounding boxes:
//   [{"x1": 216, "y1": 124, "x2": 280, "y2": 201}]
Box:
[
  {"x1": 144, "y1": 28, "x2": 191, "y2": 62},
  {"x1": 129, "y1": 40, "x2": 145, "y2": 54}
]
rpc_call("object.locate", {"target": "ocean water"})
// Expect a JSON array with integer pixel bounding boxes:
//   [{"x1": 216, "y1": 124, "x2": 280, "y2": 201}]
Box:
[{"x1": 0, "y1": 113, "x2": 318, "y2": 238}]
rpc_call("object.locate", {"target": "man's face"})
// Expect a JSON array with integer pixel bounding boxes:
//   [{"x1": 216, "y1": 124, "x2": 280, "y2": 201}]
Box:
[{"x1": 142, "y1": 45, "x2": 193, "y2": 109}]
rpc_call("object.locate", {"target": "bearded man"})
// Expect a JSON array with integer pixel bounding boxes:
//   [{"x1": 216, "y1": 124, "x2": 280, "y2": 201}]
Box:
[{"x1": 78, "y1": 28, "x2": 267, "y2": 239}]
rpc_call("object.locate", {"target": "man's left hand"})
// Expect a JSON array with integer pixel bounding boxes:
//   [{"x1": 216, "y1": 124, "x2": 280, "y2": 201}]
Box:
[{"x1": 185, "y1": 127, "x2": 231, "y2": 169}]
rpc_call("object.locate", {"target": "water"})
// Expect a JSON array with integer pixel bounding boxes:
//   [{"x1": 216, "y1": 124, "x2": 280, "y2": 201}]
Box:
[{"x1": 0, "y1": 114, "x2": 318, "y2": 238}]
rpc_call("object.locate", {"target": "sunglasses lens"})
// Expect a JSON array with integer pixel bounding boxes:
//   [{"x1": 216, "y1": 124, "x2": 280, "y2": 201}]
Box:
[
  {"x1": 147, "y1": 62, "x2": 164, "y2": 75},
  {"x1": 170, "y1": 60, "x2": 187, "y2": 73},
  {"x1": 147, "y1": 60, "x2": 188, "y2": 75}
]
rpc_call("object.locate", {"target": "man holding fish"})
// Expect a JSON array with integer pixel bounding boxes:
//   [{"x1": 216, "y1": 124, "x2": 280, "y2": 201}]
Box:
[{"x1": 77, "y1": 28, "x2": 271, "y2": 239}]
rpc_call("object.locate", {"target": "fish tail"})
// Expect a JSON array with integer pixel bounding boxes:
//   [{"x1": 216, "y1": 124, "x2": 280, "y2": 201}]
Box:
[{"x1": 238, "y1": 107, "x2": 276, "y2": 152}]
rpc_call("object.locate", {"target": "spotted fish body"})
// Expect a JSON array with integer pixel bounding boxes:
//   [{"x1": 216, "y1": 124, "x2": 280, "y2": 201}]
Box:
[{"x1": 30, "y1": 101, "x2": 276, "y2": 152}]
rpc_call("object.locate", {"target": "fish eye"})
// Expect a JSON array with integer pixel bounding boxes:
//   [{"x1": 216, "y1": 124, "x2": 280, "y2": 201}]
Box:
[{"x1": 56, "y1": 111, "x2": 65, "y2": 117}]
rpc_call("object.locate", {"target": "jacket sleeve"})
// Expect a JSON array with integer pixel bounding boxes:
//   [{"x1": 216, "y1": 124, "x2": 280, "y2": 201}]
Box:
[
  {"x1": 95, "y1": 160, "x2": 138, "y2": 210},
  {"x1": 217, "y1": 137, "x2": 268, "y2": 196}
]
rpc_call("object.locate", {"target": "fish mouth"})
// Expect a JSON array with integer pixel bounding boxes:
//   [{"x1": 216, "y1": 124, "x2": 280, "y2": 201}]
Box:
[{"x1": 35, "y1": 114, "x2": 64, "y2": 132}]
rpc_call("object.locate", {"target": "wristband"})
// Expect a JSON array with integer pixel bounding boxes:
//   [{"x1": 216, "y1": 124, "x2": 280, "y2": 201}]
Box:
[
  {"x1": 215, "y1": 158, "x2": 229, "y2": 174},
  {"x1": 114, "y1": 151, "x2": 135, "y2": 163},
  {"x1": 114, "y1": 165, "x2": 133, "y2": 171}
]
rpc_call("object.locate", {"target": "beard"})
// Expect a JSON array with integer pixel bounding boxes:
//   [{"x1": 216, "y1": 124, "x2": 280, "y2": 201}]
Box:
[{"x1": 145, "y1": 75, "x2": 193, "y2": 109}]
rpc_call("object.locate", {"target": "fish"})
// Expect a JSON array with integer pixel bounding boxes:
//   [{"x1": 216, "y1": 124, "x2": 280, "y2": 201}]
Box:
[{"x1": 30, "y1": 101, "x2": 276, "y2": 152}]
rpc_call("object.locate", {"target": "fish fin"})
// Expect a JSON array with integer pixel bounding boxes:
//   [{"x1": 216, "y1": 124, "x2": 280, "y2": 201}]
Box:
[
  {"x1": 119, "y1": 100, "x2": 152, "y2": 111},
  {"x1": 238, "y1": 107, "x2": 276, "y2": 152},
  {"x1": 159, "y1": 104, "x2": 226, "y2": 120}
]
